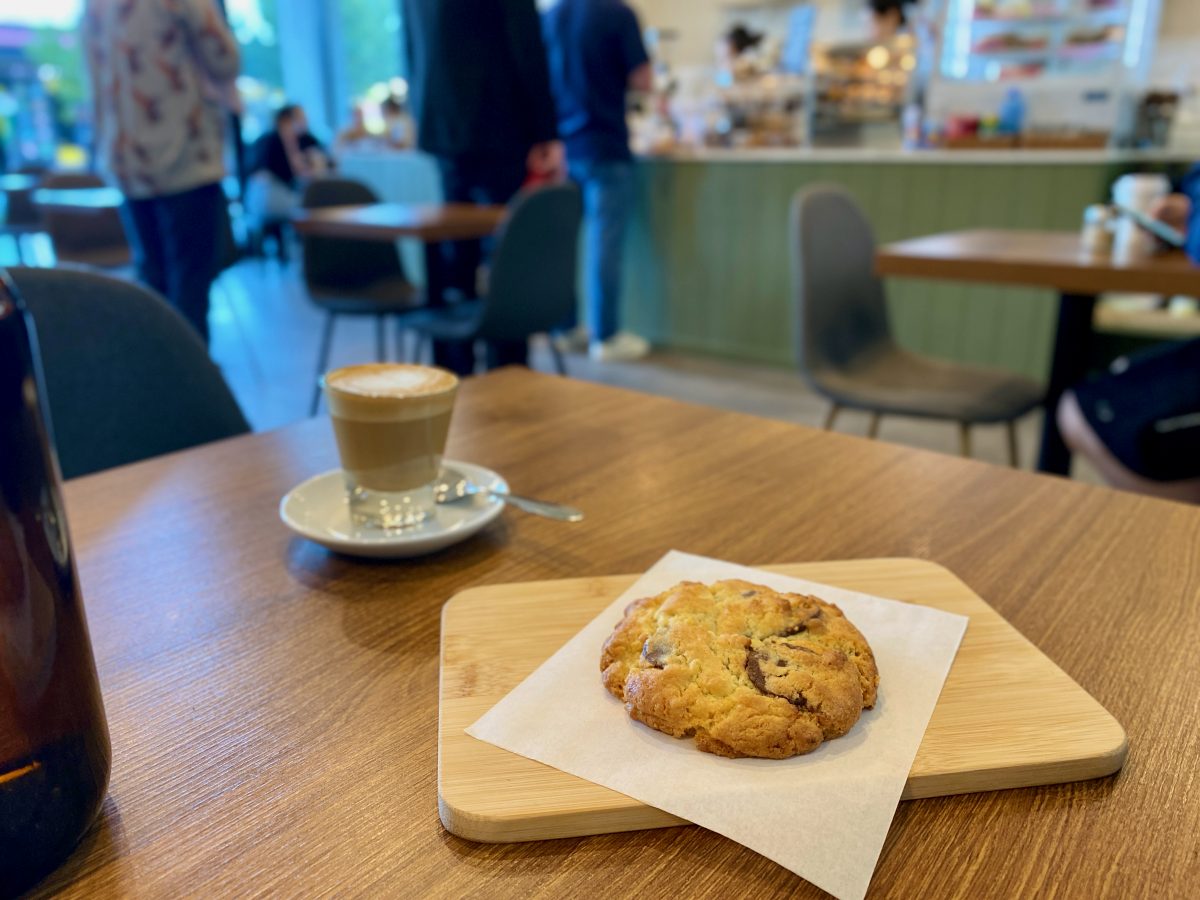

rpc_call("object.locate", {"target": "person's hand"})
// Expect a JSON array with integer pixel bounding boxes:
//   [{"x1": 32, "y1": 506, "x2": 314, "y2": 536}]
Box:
[
  {"x1": 527, "y1": 140, "x2": 566, "y2": 182},
  {"x1": 1150, "y1": 193, "x2": 1192, "y2": 232}
]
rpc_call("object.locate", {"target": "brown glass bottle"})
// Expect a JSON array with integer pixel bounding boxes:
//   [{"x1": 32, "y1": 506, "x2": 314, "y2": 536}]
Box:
[{"x1": 0, "y1": 273, "x2": 111, "y2": 896}]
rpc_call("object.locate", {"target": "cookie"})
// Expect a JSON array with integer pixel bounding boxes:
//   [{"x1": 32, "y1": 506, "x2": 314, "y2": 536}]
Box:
[{"x1": 600, "y1": 579, "x2": 879, "y2": 759}]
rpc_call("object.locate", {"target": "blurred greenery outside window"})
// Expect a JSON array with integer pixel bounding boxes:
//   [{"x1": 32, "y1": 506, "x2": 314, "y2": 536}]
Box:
[
  {"x1": 331, "y1": 0, "x2": 406, "y2": 136},
  {"x1": 1, "y1": 20, "x2": 89, "y2": 167},
  {"x1": 0, "y1": 0, "x2": 410, "y2": 168},
  {"x1": 227, "y1": 0, "x2": 285, "y2": 144}
]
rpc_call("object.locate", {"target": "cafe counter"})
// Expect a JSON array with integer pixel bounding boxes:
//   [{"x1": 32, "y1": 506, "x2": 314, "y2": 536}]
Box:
[{"x1": 340, "y1": 147, "x2": 1197, "y2": 380}]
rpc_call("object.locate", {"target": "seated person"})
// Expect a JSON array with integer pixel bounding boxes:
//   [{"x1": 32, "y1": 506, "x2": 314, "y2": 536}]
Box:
[
  {"x1": 380, "y1": 96, "x2": 414, "y2": 149},
  {"x1": 334, "y1": 103, "x2": 372, "y2": 155},
  {"x1": 1057, "y1": 166, "x2": 1200, "y2": 502},
  {"x1": 245, "y1": 104, "x2": 331, "y2": 230}
]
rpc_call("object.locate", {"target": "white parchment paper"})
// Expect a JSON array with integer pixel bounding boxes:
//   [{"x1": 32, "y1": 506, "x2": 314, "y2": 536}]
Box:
[{"x1": 468, "y1": 552, "x2": 968, "y2": 900}]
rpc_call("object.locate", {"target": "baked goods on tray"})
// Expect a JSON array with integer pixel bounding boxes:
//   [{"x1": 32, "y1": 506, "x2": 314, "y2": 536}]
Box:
[{"x1": 601, "y1": 580, "x2": 879, "y2": 759}]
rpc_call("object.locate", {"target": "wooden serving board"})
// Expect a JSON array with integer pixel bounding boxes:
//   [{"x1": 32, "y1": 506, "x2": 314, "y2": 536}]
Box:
[{"x1": 438, "y1": 559, "x2": 1126, "y2": 843}]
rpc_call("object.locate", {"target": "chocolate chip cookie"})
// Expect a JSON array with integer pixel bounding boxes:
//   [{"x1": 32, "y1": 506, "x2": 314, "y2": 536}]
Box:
[{"x1": 600, "y1": 580, "x2": 879, "y2": 759}]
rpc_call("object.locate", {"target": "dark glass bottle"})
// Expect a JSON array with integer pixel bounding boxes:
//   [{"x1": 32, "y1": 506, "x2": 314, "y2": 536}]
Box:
[{"x1": 0, "y1": 273, "x2": 111, "y2": 895}]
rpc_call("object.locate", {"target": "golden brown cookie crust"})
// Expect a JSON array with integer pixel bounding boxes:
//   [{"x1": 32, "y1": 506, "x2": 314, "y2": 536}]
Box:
[{"x1": 600, "y1": 579, "x2": 879, "y2": 759}]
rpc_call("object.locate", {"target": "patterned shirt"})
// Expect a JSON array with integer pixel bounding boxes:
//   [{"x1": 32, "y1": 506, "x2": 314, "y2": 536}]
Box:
[{"x1": 83, "y1": 0, "x2": 240, "y2": 199}]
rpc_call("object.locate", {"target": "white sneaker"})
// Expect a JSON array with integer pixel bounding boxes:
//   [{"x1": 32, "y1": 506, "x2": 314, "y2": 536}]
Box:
[
  {"x1": 551, "y1": 325, "x2": 590, "y2": 355},
  {"x1": 589, "y1": 331, "x2": 650, "y2": 362}
]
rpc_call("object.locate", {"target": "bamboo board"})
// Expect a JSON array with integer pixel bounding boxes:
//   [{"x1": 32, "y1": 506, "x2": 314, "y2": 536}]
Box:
[{"x1": 438, "y1": 559, "x2": 1127, "y2": 842}]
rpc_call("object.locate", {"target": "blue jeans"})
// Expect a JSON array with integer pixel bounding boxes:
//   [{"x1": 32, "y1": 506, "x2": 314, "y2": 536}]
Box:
[
  {"x1": 121, "y1": 182, "x2": 227, "y2": 346},
  {"x1": 569, "y1": 160, "x2": 634, "y2": 343}
]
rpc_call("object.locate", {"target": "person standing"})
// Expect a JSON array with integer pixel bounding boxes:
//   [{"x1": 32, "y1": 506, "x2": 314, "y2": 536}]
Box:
[
  {"x1": 402, "y1": 0, "x2": 563, "y2": 374},
  {"x1": 83, "y1": 0, "x2": 240, "y2": 347},
  {"x1": 543, "y1": 0, "x2": 653, "y2": 361}
]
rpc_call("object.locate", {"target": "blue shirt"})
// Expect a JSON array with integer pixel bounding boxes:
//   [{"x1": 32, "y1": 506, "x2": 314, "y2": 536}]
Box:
[
  {"x1": 542, "y1": 0, "x2": 649, "y2": 164},
  {"x1": 1183, "y1": 165, "x2": 1200, "y2": 264}
]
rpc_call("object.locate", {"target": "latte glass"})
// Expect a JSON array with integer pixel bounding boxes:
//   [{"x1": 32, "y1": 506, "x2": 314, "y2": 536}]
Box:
[{"x1": 322, "y1": 363, "x2": 458, "y2": 529}]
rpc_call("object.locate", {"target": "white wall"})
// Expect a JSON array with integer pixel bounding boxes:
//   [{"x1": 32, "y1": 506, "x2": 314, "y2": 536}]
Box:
[{"x1": 1151, "y1": 0, "x2": 1200, "y2": 88}]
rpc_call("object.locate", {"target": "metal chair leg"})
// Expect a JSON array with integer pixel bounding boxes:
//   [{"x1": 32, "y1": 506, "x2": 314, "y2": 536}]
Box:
[
  {"x1": 310, "y1": 312, "x2": 336, "y2": 417},
  {"x1": 1006, "y1": 420, "x2": 1019, "y2": 468},
  {"x1": 375, "y1": 314, "x2": 387, "y2": 362},
  {"x1": 867, "y1": 412, "x2": 882, "y2": 439},
  {"x1": 822, "y1": 404, "x2": 841, "y2": 431},
  {"x1": 549, "y1": 340, "x2": 567, "y2": 376},
  {"x1": 958, "y1": 423, "x2": 972, "y2": 458}
]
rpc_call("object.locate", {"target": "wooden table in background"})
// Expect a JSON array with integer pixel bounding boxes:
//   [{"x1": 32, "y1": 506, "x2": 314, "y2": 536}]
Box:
[
  {"x1": 0, "y1": 174, "x2": 39, "y2": 193},
  {"x1": 877, "y1": 229, "x2": 1200, "y2": 475},
  {"x1": 291, "y1": 201, "x2": 505, "y2": 301},
  {"x1": 38, "y1": 369, "x2": 1200, "y2": 898},
  {"x1": 32, "y1": 187, "x2": 125, "y2": 215},
  {"x1": 291, "y1": 202, "x2": 506, "y2": 244}
]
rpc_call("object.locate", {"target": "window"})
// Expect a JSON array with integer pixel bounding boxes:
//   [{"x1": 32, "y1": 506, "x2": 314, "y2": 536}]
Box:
[
  {"x1": 331, "y1": 0, "x2": 404, "y2": 117},
  {"x1": 226, "y1": 0, "x2": 285, "y2": 143},
  {"x1": 0, "y1": 0, "x2": 87, "y2": 167}
]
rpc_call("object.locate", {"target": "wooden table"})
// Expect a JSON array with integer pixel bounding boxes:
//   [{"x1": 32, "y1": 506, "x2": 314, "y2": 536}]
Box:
[
  {"x1": 0, "y1": 174, "x2": 39, "y2": 193},
  {"x1": 32, "y1": 187, "x2": 125, "y2": 215},
  {"x1": 37, "y1": 369, "x2": 1200, "y2": 898},
  {"x1": 877, "y1": 229, "x2": 1200, "y2": 475},
  {"x1": 291, "y1": 202, "x2": 506, "y2": 244}
]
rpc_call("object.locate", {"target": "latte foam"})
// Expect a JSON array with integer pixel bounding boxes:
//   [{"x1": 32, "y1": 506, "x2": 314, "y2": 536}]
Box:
[{"x1": 325, "y1": 363, "x2": 457, "y2": 398}]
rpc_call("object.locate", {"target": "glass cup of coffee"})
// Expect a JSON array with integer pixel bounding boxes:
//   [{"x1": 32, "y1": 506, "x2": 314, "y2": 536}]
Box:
[{"x1": 322, "y1": 363, "x2": 459, "y2": 529}]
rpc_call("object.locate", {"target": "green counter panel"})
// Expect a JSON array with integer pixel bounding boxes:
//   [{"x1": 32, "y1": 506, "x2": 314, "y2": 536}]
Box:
[{"x1": 623, "y1": 160, "x2": 1124, "y2": 381}]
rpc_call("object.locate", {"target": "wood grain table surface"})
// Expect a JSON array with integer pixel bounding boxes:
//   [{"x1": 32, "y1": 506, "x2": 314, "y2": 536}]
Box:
[
  {"x1": 291, "y1": 202, "x2": 506, "y2": 243},
  {"x1": 876, "y1": 228, "x2": 1200, "y2": 297},
  {"x1": 34, "y1": 369, "x2": 1200, "y2": 898}
]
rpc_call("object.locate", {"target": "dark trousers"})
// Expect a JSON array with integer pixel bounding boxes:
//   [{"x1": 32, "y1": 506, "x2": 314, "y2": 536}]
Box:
[
  {"x1": 121, "y1": 182, "x2": 226, "y2": 346},
  {"x1": 434, "y1": 154, "x2": 528, "y2": 374}
]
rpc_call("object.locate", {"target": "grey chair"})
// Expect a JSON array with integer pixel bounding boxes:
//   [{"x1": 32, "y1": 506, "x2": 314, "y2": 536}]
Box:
[
  {"x1": 300, "y1": 177, "x2": 423, "y2": 414},
  {"x1": 7, "y1": 267, "x2": 249, "y2": 479},
  {"x1": 40, "y1": 172, "x2": 132, "y2": 269},
  {"x1": 402, "y1": 183, "x2": 582, "y2": 375},
  {"x1": 790, "y1": 185, "x2": 1042, "y2": 464}
]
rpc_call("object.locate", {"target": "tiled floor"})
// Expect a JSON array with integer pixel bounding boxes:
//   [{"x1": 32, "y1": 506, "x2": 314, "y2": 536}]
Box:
[{"x1": 208, "y1": 257, "x2": 1088, "y2": 478}]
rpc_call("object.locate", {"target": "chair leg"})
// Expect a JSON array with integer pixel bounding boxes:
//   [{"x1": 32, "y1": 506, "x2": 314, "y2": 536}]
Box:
[
  {"x1": 375, "y1": 314, "x2": 387, "y2": 363},
  {"x1": 867, "y1": 412, "x2": 882, "y2": 439},
  {"x1": 958, "y1": 423, "x2": 972, "y2": 458},
  {"x1": 396, "y1": 321, "x2": 410, "y2": 363},
  {"x1": 310, "y1": 312, "x2": 336, "y2": 417},
  {"x1": 822, "y1": 403, "x2": 841, "y2": 431},
  {"x1": 549, "y1": 340, "x2": 567, "y2": 376},
  {"x1": 1006, "y1": 420, "x2": 1019, "y2": 469}
]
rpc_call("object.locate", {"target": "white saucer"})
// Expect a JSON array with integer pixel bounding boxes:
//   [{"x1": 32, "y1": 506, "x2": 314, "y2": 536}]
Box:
[{"x1": 279, "y1": 460, "x2": 507, "y2": 558}]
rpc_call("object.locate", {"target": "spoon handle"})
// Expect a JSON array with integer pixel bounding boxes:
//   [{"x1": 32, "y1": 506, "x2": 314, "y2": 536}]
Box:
[{"x1": 488, "y1": 489, "x2": 584, "y2": 522}]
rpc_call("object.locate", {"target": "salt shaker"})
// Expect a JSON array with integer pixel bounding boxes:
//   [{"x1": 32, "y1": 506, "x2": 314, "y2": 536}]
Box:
[{"x1": 1081, "y1": 204, "x2": 1114, "y2": 257}]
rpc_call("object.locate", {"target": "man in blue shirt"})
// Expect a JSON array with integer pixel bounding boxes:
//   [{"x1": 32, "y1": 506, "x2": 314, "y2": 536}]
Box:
[{"x1": 543, "y1": 0, "x2": 652, "y2": 361}]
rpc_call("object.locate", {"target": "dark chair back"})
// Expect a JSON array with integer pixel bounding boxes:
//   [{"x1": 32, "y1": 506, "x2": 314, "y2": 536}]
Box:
[
  {"x1": 300, "y1": 178, "x2": 406, "y2": 291},
  {"x1": 40, "y1": 172, "x2": 130, "y2": 264},
  {"x1": 789, "y1": 185, "x2": 895, "y2": 382},
  {"x1": 7, "y1": 267, "x2": 249, "y2": 479},
  {"x1": 476, "y1": 184, "x2": 582, "y2": 341}
]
